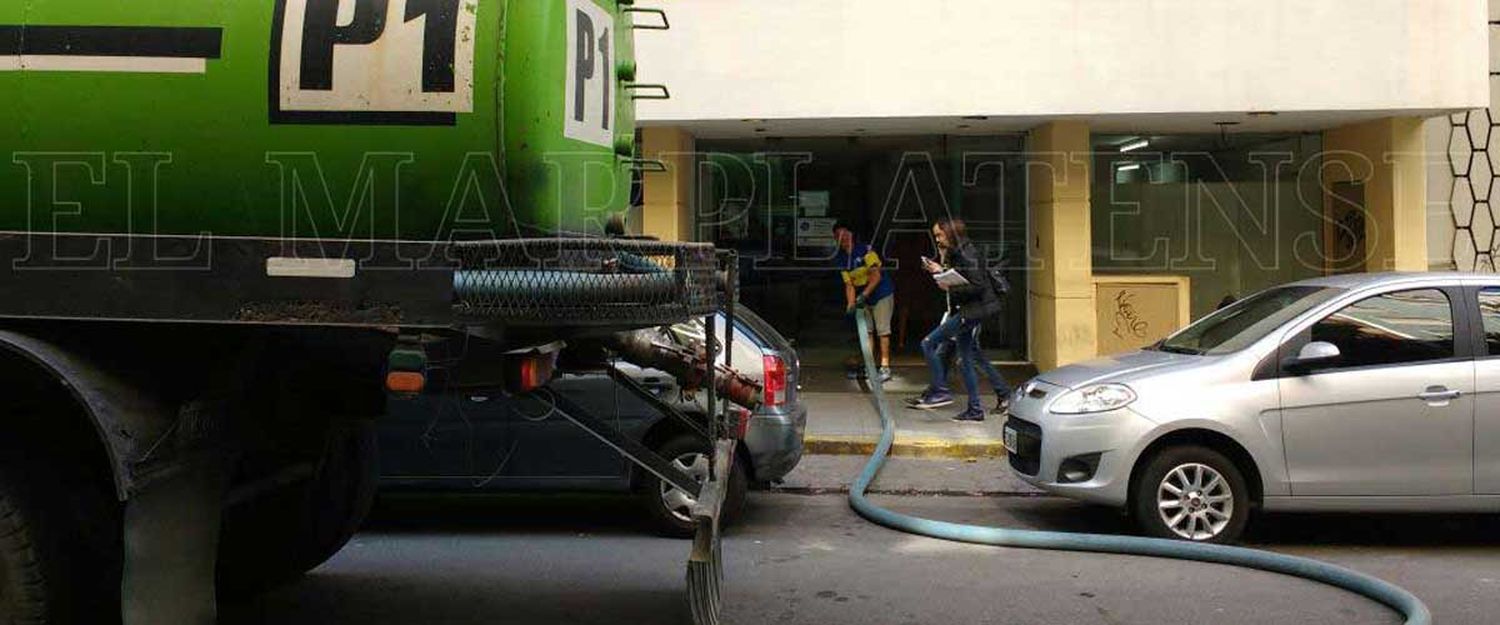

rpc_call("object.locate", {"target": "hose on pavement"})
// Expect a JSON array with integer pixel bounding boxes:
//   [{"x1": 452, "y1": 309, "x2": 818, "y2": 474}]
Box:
[{"x1": 848, "y1": 309, "x2": 1431, "y2": 625}]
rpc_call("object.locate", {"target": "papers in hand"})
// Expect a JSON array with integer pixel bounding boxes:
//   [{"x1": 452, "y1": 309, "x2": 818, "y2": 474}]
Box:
[{"x1": 932, "y1": 268, "x2": 969, "y2": 288}]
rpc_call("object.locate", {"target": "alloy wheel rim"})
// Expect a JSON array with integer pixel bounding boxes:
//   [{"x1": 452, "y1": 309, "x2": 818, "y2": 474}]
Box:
[
  {"x1": 1156, "y1": 462, "x2": 1233, "y2": 541},
  {"x1": 659, "y1": 452, "x2": 711, "y2": 524}
]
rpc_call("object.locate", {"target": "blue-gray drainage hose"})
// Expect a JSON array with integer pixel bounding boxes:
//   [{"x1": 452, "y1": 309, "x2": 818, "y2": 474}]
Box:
[{"x1": 848, "y1": 310, "x2": 1431, "y2": 624}]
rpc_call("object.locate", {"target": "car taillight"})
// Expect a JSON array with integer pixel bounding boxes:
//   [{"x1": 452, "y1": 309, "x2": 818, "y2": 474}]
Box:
[{"x1": 763, "y1": 354, "x2": 786, "y2": 407}]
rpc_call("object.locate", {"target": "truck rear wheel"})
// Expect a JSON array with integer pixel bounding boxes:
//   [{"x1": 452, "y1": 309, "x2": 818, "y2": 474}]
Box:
[
  {"x1": 217, "y1": 421, "x2": 379, "y2": 596},
  {"x1": 0, "y1": 449, "x2": 112, "y2": 624}
]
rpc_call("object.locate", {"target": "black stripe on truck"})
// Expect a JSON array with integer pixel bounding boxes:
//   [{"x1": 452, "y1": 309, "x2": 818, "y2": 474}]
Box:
[{"x1": 0, "y1": 25, "x2": 222, "y2": 58}]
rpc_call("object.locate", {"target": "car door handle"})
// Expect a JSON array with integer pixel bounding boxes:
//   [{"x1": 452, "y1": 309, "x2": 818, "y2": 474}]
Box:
[{"x1": 1417, "y1": 387, "x2": 1461, "y2": 402}]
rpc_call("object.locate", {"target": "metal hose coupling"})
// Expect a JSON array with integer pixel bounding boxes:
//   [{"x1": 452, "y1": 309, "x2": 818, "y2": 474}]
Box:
[{"x1": 605, "y1": 329, "x2": 763, "y2": 410}]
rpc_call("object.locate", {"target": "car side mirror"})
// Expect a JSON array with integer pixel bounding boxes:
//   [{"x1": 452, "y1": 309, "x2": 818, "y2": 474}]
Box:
[{"x1": 1284, "y1": 341, "x2": 1340, "y2": 374}]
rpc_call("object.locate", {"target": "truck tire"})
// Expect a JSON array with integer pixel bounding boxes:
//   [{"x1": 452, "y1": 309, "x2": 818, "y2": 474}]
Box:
[
  {"x1": 217, "y1": 421, "x2": 379, "y2": 596},
  {"x1": 639, "y1": 433, "x2": 747, "y2": 538},
  {"x1": 0, "y1": 449, "x2": 112, "y2": 624}
]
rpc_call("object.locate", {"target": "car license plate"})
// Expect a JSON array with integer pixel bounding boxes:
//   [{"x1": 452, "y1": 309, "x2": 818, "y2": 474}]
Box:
[{"x1": 1003, "y1": 425, "x2": 1018, "y2": 453}]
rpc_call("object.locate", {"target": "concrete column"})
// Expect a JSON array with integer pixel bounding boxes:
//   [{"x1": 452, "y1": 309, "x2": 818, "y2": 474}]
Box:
[
  {"x1": 1323, "y1": 117, "x2": 1429, "y2": 272},
  {"x1": 1027, "y1": 121, "x2": 1097, "y2": 371},
  {"x1": 641, "y1": 126, "x2": 696, "y2": 242}
]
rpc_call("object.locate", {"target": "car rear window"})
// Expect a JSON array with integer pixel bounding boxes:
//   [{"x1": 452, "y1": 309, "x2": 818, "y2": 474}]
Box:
[{"x1": 1475, "y1": 287, "x2": 1500, "y2": 356}]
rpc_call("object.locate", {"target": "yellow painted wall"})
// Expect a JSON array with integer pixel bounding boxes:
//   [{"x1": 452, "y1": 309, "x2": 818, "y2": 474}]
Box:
[
  {"x1": 1093, "y1": 275, "x2": 1191, "y2": 356},
  {"x1": 641, "y1": 126, "x2": 697, "y2": 242},
  {"x1": 1028, "y1": 121, "x2": 1098, "y2": 371},
  {"x1": 1323, "y1": 117, "x2": 1429, "y2": 272}
]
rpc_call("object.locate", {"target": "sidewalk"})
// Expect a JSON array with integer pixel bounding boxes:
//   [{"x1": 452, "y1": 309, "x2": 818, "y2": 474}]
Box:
[
  {"x1": 797, "y1": 362, "x2": 1036, "y2": 459},
  {"x1": 770, "y1": 454, "x2": 1042, "y2": 496}
]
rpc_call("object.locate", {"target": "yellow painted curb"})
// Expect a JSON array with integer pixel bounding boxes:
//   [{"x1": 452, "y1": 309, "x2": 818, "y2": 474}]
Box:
[{"x1": 803, "y1": 436, "x2": 1007, "y2": 460}]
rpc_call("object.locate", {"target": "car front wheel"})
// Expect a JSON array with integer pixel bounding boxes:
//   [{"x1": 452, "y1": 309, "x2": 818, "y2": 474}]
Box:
[{"x1": 1132, "y1": 445, "x2": 1249, "y2": 544}]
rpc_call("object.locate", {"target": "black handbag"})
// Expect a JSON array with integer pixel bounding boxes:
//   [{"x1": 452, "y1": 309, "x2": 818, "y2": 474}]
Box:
[{"x1": 986, "y1": 263, "x2": 1011, "y2": 296}]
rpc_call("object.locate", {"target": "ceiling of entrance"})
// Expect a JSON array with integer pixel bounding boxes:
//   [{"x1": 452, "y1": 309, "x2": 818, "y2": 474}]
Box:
[{"x1": 649, "y1": 108, "x2": 1462, "y2": 140}]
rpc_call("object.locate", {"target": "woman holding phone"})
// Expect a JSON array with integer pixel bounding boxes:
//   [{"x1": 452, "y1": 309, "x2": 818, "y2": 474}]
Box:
[{"x1": 908, "y1": 219, "x2": 1010, "y2": 421}]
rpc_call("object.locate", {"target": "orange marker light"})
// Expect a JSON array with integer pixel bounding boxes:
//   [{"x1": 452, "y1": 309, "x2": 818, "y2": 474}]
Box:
[{"x1": 385, "y1": 371, "x2": 425, "y2": 394}]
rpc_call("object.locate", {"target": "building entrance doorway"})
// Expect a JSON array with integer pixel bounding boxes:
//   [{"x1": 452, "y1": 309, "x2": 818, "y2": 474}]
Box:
[{"x1": 696, "y1": 134, "x2": 1029, "y2": 368}]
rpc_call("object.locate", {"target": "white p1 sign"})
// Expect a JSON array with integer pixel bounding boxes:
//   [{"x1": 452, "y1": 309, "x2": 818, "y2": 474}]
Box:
[
  {"x1": 273, "y1": 0, "x2": 478, "y2": 124},
  {"x1": 564, "y1": 0, "x2": 617, "y2": 147}
]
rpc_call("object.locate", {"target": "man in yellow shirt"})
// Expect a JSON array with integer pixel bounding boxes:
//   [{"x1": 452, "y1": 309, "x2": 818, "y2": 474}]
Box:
[{"x1": 833, "y1": 222, "x2": 895, "y2": 381}]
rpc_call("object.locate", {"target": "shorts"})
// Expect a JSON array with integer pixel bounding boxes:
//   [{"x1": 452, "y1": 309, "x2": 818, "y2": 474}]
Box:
[{"x1": 865, "y1": 295, "x2": 894, "y2": 336}]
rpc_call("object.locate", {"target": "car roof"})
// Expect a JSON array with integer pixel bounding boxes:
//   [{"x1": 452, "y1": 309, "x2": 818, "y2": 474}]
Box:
[{"x1": 1286, "y1": 271, "x2": 1500, "y2": 289}]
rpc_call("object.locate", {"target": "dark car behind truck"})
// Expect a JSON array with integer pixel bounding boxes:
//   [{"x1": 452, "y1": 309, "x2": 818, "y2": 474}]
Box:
[{"x1": 380, "y1": 306, "x2": 806, "y2": 536}]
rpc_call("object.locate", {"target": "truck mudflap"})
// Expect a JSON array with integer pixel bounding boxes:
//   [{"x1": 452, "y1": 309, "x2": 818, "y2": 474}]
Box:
[{"x1": 687, "y1": 439, "x2": 734, "y2": 625}]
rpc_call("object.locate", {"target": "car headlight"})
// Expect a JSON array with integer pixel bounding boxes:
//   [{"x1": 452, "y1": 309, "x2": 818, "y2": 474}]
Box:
[{"x1": 1049, "y1": 384, "x2": 1137, "y2": 414}]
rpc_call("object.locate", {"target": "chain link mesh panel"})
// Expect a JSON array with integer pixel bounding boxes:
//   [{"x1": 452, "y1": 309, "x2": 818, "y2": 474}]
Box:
[{"x1": 450, "y1": 238, "x2": 723, "y2": 326}]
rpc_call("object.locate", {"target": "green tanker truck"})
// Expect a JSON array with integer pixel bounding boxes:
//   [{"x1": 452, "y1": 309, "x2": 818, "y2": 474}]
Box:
[
  {"x1": 0, "y1": 2, "x2": 740, "y2": 624},
  {"x1": 2, "y1": 0, "x2": 645, "y2": 238}
]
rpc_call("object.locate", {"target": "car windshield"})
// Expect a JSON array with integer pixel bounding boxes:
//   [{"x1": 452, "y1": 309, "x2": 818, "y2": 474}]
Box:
[{"x1": 1154, "y1": 285, "x2": 1343, "y2": 355}]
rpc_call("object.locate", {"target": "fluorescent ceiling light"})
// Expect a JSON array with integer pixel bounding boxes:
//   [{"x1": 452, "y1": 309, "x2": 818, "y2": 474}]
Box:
[
  {"x1": 1117, "y1": 163, "x2": 1141, "y2": 172},
  {"x1": 1118, "y1": 139, "x2": 1149, "y2": 153}
]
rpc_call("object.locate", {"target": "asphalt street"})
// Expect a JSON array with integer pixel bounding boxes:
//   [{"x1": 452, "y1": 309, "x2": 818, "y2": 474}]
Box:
[{"x1": 221, "y1": 490, "x2": 1500, "y2": 625}]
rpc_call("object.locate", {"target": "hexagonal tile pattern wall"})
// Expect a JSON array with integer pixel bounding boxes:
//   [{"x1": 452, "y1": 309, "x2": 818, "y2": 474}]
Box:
[
  {"x1": 1447, "y1": 51, "x2": 1500, "y2": 271},
  {"x1": 1455, "y1": 229, "x2": 1479, "y2": 270},
  {"x1": 1474, "y1": 152, "x2": 1497, "y2": 202},
  {"x1": 1452, "y1": 176, "x2": 1478, "y2": 228},
  {"x1": 1474, "y1": 203, "x2": 1496, "y2": 253},
  {"x1": 1450, "y1": 117, "x2": 1476, "y2": 178}
]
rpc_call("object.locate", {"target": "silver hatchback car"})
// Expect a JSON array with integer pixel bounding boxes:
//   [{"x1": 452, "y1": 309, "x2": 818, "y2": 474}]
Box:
[{"x1": 1005, "y1": 272, "x2": 1500, "y2": 543}]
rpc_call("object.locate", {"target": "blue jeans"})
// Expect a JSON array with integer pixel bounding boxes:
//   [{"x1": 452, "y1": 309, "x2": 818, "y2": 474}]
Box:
[{"x1": 921, "y1": 314, "x2": 1010, "y2": 412}]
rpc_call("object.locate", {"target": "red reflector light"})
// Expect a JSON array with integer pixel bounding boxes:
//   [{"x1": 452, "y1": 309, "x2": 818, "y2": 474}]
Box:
[
  {"x1": 762, "y1": 355, "x2": 786, "y2": 407},
  {"x1": 520, "y1": 357, "x2": 541, "y2": 391},
  {"x1": 511, "y1": 352, "x2": 556, "y2": 394},
  {"x1": 386, "y1": 371, "x2": 425, "y2": 393}
]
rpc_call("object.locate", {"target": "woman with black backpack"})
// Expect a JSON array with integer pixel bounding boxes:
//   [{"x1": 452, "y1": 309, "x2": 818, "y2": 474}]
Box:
[{"x1": 907, "y1": 218, "x2": 1012, "y2": 421}]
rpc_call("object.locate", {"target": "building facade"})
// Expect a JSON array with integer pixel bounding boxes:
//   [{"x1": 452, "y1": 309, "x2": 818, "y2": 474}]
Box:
[
  {"x1": 1427, "y1": 14, "x2": 1500, "y2": 273},
  {"x1": 632, "y1": 0, "x2": 1491, "y2": 371}
]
